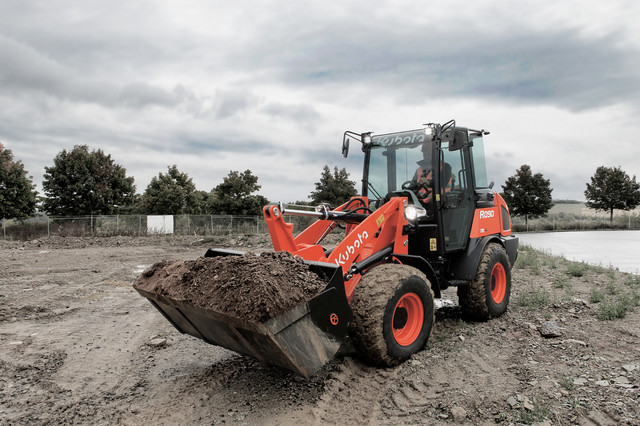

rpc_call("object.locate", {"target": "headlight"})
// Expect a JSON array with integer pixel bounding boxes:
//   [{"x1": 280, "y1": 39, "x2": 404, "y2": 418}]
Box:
[{"x1": 404, "y1": 205, "x2": 427, "y2": 223}]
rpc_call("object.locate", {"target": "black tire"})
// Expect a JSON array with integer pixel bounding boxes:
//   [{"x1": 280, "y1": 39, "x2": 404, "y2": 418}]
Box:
[
  {"x1": 458, "y1": 242, "x2": 511, "y2": 321},
  {"x1": 349, "y1": 264, "x2": 435, "y2": 367}
]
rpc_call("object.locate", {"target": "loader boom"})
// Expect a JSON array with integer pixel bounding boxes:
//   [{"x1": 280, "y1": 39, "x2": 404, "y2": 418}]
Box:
[{"x1": 263, "y1": 196, "x2": 411, "y2": 300}]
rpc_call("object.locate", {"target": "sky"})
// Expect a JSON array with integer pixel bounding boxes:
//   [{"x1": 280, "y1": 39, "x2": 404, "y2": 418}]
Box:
[{"x1": 2, "y1": 0, "x2": 640, "y2": 203}]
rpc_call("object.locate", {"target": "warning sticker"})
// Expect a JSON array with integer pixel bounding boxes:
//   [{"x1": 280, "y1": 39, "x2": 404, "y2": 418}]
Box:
[
  {"x1": 430, "y1": 238, "x2": 437, "y2": 251},
  {"x1": 376, "y1": 214, "x2": 385, "y2": 226}
]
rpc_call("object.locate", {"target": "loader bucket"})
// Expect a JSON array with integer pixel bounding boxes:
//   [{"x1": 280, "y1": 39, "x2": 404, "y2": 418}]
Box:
[{"x1": 134, "y1": 248, "x2": 353, "y2": 378}]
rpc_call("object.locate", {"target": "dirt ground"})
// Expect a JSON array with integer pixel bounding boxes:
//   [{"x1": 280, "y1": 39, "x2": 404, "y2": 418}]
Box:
[{"x1": 1, "y1": 235, "x2": 638, "y2": 425}]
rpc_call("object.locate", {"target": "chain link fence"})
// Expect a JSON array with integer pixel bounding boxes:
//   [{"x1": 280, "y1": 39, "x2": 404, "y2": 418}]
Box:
[
  {"x1": 1, "y1": 214, "x2": 317, "y2": 241},
  {"x1": 4, "y1": 210, "x2": 640, "y2": 240}
]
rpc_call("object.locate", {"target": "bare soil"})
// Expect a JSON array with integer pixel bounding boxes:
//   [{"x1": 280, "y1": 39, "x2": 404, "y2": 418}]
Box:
[
  {"x1": 1, "y1": 235, "x2": 639, "y2": 425},
  {"x1": 133, "y1": 252, "x2": 326, "y2": 323}
]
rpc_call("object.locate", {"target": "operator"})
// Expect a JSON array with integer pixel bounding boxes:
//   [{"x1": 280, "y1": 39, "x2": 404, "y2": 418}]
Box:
[{"x1": 412, "y1": 143, "x2": 453, "y2": 206}]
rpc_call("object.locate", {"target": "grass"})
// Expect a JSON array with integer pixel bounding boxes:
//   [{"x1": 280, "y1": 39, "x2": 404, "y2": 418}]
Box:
[
  {"x1": 515, "y1": 246, "x2": 640, "y2": 322},
  {"x1": 553, "y1": 275, "x2": 569, "y2": 289},
  {"x1": 514, "y1": 245, "x2": 542, "y2": 274},
  {"x1": 566, "y1": 262, "x2": 589, "y2": 278},
  {"x1": 597, "y1": 291, "x2": 640, "y2": 320},
  {"x1": 559, "y1": 376, "x2": 574, "y2": 391},
  {"x1": 516, "y1": 287, "x2": 551, "y2": 309},
  {"x1": 517, "y1": 398, "x2": 551, "y2": 424},
  {"x1": 589, "y1": 287, "x2": 605, "y2": 304}
]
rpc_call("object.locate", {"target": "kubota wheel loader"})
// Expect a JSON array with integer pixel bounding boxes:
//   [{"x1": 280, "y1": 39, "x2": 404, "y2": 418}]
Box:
[{"x1": 134, "y1": 120, "x2": 518, "y2": 378}]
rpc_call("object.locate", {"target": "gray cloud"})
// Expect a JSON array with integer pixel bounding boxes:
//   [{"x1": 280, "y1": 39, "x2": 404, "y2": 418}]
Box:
[{"x1": 235, "y1": 24, "x2": 640, "y2": 112}]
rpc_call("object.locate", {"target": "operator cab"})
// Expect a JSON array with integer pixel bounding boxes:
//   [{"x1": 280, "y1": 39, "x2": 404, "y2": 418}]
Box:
[{"x1": 344, "y1": 120, "x2": 492, "y2": 256}]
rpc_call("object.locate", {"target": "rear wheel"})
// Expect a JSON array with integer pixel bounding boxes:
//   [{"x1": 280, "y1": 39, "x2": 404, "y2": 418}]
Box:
[
  {"x1": 350, "y1": 264, "x2": 435, "y2": 366},
  {"x1": 458, "y1": 242, "x2": 511, "y2": 321}
]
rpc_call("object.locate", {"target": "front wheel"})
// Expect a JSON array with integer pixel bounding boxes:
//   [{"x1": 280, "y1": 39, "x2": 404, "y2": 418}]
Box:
[
  {"x1": 458, "y1": 242, "x2": 511, "y2": 321},
  {"x1": 350, "y1": 264, "x2": 435, "y2": 366}
]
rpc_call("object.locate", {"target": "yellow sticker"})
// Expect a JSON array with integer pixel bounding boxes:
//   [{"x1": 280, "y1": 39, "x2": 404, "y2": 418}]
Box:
[
  {"x1": 436, "y1": 194, "x2": 440, "y2": 202},
  {"x1": 376, "y1": 214, "x2": 385, "y2": 226},
  {"x1": 429, "y1": 238, "x2": 437, "y2": 251}
]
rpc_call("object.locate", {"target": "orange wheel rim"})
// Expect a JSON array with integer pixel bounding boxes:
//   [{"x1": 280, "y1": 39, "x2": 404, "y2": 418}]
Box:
[
  {"x1": 392, "y1": 293, "x2": 424, "y2": 346},
  {"x1": 490, "y1": 263, "x2": 507, "y2": 303}
]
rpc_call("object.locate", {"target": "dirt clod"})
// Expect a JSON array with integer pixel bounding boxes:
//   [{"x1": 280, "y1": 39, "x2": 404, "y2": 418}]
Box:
[{"x1": 133, "y1": 251, "x2": 327, "y2": 323}]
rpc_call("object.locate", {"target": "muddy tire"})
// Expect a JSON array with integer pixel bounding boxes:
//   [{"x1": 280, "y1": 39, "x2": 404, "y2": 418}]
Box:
[
  {"x1": 458, "y1": 242, "x2": 511, "y2": 321},
  {"x1": 349, "y1": 264, "x2": 435, "y2": 367}
]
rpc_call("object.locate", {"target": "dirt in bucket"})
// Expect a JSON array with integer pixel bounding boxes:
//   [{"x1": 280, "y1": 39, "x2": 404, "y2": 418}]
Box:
[{"x1": 133, "y1": 251, "x2": 328, "y2": 323}]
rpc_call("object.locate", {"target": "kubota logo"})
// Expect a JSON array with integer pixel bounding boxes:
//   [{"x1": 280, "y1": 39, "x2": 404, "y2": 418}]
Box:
[
  {"x1": 330, "y1": 313, "x2": 339, "y2": 325},
  {"x1": 479, "y1": 210, "x2": 495, "y2": 219},
  {"x1": 334, "y1": 231, "x2": 369, "y2": 266}
]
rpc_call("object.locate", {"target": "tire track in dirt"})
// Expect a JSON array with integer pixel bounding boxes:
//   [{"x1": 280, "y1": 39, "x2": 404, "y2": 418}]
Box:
[{"x1": 312, "y1": 357, "x2": 400, "y2": 424}]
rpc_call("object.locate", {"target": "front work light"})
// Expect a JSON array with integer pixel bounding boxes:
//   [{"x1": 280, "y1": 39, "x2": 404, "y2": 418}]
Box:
[{"x1": 404, "y1": 205, "x2": 427, "y2": 223}]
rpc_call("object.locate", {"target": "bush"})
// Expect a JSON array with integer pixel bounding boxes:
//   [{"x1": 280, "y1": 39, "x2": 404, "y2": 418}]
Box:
[{"x1": 566, "y1": 262, "x2": 589, "y2": 277}]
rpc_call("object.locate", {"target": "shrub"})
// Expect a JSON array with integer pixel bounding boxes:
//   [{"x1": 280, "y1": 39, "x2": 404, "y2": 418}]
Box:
[{"x1": 516, "y1": 288, "x2": 551, "y2": 309}]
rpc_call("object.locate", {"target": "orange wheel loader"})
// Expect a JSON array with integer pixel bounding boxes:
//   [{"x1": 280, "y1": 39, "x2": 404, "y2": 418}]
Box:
[{"x1": 134, "y1": 120, "x2": 518, "y2": 377}]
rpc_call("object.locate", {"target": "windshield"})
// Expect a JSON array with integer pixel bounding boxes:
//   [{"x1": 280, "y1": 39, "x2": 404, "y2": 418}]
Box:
[{"x1": 367, "y1": 130, "x2": 432, "y2": 203}]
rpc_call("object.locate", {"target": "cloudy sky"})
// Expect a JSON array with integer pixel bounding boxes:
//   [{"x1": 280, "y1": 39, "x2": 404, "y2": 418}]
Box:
[{"x1": 2, "y1": 0, "x2": 640, "y2": 203}]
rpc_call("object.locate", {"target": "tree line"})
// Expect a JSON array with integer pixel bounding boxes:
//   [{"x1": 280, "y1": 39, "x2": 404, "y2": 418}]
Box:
[
  {"x1": 1, "y1": 144, "x2": 357, "y2": 219},
  {"x1": 2, "y1": 142, "x2": 640, "y2": 222},
  {"x1": 501, "y1": 164, "x2": 640, "y2": 224}
]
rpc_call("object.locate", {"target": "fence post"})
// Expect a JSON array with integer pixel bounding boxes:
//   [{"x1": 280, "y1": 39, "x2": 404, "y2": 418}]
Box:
[
  {"x1": 187, "y1": 214, "x2": 190, "y2": 235},
  {"x1": 2, "y1": 218, "x2": 5, "y2": 240},
  {"x1": 47, "y1": 216, "x2": 50, "y2": 238},
  {"x1": 210, "y1": 215, "x2": 213, "y2": 235},
  {"x1": 116, "y1": 215, "x2": 119, "y2": 233}
]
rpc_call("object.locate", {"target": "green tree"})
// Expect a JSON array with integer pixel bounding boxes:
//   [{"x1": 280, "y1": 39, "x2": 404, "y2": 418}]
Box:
[
  {"x1": 140, "y1": 165, "x2": 204, "y2": 214},
  {"x1": 501, "y1": 164, "x2": 554, "y2": 227},
  {"x1": 209, "y1": 170, "x2": 268, "y2": 215},
  {"x1": 0, "y1": 143, "x2": 38, "y2": 219},
  {"x1": 42, "y1": 145, "x2": 136, "y2": 215},
  {"x1": 309, "y1": 165, "x2": 358, "y2": 207},
  {"x1": 584, "y1": 166, "x2": 640, "y2": 222}
]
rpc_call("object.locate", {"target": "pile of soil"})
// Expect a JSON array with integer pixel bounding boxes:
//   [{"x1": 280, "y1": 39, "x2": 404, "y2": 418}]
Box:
[{"x1": 133, "y1": 251, "x2": 327, "y2": 323}]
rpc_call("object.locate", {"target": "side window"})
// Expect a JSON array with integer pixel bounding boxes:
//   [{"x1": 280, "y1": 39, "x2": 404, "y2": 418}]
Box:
[
  {"x1": 471, "y1": 136, "x2": 489, "y2": 188},
  {"x1": 441, "y1": 144, "x2": 466, "y2": 192}
]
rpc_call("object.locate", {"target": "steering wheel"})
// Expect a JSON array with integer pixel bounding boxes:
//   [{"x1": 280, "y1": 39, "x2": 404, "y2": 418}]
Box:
[{"x1": 402, "y1": 179, "x2": 431, "y2": 192}]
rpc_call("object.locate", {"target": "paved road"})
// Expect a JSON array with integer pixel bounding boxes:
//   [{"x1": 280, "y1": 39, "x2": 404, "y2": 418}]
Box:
[{"x1": 518, "y1": 230, "x2": 640, "y2": 274}]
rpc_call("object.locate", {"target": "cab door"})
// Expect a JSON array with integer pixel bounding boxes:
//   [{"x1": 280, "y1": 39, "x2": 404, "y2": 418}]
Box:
[{"x1": 439, "y1": 143, "x2": 475, "y2": 252}]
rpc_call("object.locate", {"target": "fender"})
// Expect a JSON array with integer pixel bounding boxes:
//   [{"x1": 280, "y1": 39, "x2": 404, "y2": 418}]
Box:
[
  {"x1": 391, "y1": 254, "x2": 441, "y2": 298},
  {"x1": 448, "y1": 235, "x2": 518, "y2": 282}
]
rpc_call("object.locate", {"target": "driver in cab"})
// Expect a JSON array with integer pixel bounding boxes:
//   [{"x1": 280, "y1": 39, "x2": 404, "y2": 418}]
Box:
[{"x1": 412, "y1": 143, "x2": 453, "y2": 206}]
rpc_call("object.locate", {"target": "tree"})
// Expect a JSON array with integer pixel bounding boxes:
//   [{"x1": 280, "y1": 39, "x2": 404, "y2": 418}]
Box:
[
  {"x1": 309, "y1": 165, "x2": 358, "y2": 207},
  {"x1": 209, "y1": 170, "x2": 268, "y2": 215},
  {"x1": 0, "y1": 143, "x2": 38, "y2": 219},
  {"x1": 584, "y1": 166, "x2": 640, "y2": 222},
  {"x1": 501, "y1": 164, "x2": 553, "y2": 227},
  {"x1": 140, "y1": 165, "x2": 204, "y2": 214},
  {"x1": 42, "y1": 145, "x2": 136, "y2": 215}
]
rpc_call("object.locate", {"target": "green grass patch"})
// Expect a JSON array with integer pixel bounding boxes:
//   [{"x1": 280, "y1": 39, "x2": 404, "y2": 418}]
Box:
[
  {"x1": 589, "y1": 287, "x2": 605, "y2": 304},
  {"x1": 597, "y1": 291, "x2": 640, "y2": 320},
  {"x1": 516, "y1": 288, "x2": 551, "y2": 309},
  {"x1": 515, "y1": 248, "x2": 541, "y2": 274},
  {"x1": 566, "y1": 262, "x2": 589, "y2": 278},
  {"x1": 553, "y1": 275, "x2": 569, "y2": 289},
  {"x1": 517, "y1": 399, "x2": 550, "y2": 424}
]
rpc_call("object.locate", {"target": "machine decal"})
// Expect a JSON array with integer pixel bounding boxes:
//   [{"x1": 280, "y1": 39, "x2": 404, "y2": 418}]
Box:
[
  {"x1": 376, "y1": 214, "x2": 385, "y2": 226},
  {"x1": 334, "y1": 231, "x2": 370, "y2": 266}
]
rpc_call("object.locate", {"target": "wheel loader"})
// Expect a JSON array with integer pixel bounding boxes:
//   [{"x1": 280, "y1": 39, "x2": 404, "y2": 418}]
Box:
[{"x1": 134, "y1": 119, "x2": 518, "y2": 378}]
